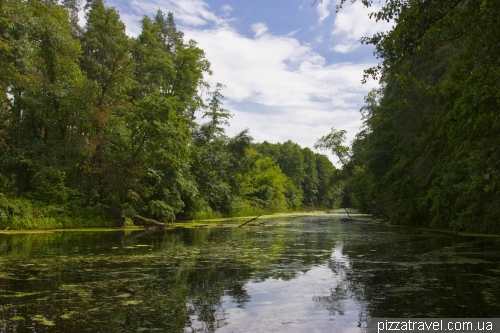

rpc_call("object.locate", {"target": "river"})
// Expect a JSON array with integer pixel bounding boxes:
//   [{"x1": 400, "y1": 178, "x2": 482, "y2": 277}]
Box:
[{"x1": 0, "y1": 215, "x2": 499, "y2": 332}]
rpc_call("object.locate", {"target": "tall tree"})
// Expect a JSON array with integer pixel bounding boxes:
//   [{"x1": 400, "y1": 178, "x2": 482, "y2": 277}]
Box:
[
  {"x1": 301, "y1": 148, "x2": 319, "y2": 206},
  {"x1": 79, "y1": 0, "x2": 134, "y2": 211}
]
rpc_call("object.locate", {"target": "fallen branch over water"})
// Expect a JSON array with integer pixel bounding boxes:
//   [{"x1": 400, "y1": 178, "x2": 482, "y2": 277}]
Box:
[
  {"x1": 132, "y1": 215, "x2": 165, "y2": 227},
  {"x1": 97, "y1": 203, "x2": 165, "y2": 227},
  {"x1": 344, "y1": 207, "x2": 354, "y2": 221},
  {"x1": 238, "y1": 210, "x2": 267, "y2": 228}
]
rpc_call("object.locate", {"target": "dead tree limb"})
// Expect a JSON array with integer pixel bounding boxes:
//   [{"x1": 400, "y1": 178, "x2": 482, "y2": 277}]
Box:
[
  {"x1": 132, "y1": 215, "x2": 165, "y2": 227},
  {"x1": 238, "y1": 210, "x2": 267, "y2": 228},
  {"x1": 343, "y1": 207, "x2": 354, "y2": 221},
  {"x1": 97, "y1": 203, "x2": 165, "y2": 227}
]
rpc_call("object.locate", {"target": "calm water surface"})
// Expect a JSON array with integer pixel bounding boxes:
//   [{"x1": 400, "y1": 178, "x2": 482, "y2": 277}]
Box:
[{"x1": 0, "y1": 215, "x2": 499, "y2": 332}]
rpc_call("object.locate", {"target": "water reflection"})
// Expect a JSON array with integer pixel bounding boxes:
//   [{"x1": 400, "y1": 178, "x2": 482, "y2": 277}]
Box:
[{"x1": 0, "y1": 217, "x2": 499, "y2": 333}]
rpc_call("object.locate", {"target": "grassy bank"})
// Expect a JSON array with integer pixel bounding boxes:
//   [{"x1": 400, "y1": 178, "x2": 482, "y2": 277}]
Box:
[{"x1": 0, "y1": 195, "x2": 117, "y2": 230}]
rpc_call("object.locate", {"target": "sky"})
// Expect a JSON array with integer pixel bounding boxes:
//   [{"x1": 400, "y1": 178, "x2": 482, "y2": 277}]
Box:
[{"x1": 93, "y1": 0, "x2": 392, "y2": 158}]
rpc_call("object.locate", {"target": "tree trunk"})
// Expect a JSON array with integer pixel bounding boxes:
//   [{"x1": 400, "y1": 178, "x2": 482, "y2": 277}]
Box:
[{"x1": 15, "y1": 88, "x2": 23, "y2": 197}]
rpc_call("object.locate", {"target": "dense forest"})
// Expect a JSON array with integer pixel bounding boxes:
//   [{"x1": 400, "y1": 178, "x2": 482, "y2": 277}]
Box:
[
  {"x1": 317, "y1": 0, "x2": 500, "y2": 232},
  {"x1": 0, "y1": 0, "x2": 340, "y2": 229}
]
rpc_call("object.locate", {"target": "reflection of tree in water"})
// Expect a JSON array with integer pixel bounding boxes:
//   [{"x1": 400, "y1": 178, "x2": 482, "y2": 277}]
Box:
[
  {"x1": 182, "y1": 225, "x2": 334, "y2": 332},
  {"x1": 318, "y1": 224, "x2": 500, "y2": 318},
  {"x1": 312, "y1": 244, "x2": 369, "y2": 329},
  {"x1": 226, "y1": 280, "x2": 251, "y2": 306},
  {"x1": 184, "y1": 266, "x2": 252, "y2": 333},
  {"x1": 312, "y1": 285, "x2": 348, "y2": 315}
]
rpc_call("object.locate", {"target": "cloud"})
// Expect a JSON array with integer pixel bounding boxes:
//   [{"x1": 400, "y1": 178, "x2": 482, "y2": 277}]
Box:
[
  {"x1": 331, "y1": 1, "x2": 392, "y2": 53},
  {"x1": 251, "y1": 23, "x2": 268, "y2": 38},
  {"x1": 183, "y1": 25, "x2": 378, "y2": 151},
  {"x1": 119, "y1": 13, "x2": 143, "y2": 37},
  {"x1": 316, "y1": 0, "x2": 331, "y2": 24},
  {"x1": 330, "y1": 43, "x2": 358, "y2": 53},
  {"x1": 220, "y1": 4, "x2": 233, "y2": 17},
  {"x1": 286, "y1": 29, "x2": 300, "y2": 37},
  {"x1": 185, "y1": 26, "x2": 376, "y2": 105},
  {"x1": 126, "y1": 0, "x2": 226, "y2": 28}
]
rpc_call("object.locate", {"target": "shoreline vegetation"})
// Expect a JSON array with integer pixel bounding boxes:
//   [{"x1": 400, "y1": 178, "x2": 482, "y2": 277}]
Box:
[
  {"x1": 0, "y1": 210, "x2": 336, "y2": 232},
  {"x1": 2, "y1": 210, "x2": 499, "y2": 239},
  {"x1": 0, "y1": 192, "x2": 343, "y2": 230}
]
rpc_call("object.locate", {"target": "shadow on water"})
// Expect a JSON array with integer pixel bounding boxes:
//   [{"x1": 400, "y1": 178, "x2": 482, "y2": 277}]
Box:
[{"x1": 0, "y1": 216, "x2": 499, "y2": 332}]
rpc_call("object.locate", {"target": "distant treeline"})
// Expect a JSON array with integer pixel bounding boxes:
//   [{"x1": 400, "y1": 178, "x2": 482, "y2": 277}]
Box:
[
  {"x1": 335, "y1": 0, "x2": 500, "y2": 232},
  {"x1": 0, "y1": 0, "x2": 340, "y2": 229}
]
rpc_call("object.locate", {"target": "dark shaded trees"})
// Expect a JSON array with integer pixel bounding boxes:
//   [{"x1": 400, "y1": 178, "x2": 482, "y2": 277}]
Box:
[{"x1": 331, "y1": 0, "x2": 500, "y2": 232}]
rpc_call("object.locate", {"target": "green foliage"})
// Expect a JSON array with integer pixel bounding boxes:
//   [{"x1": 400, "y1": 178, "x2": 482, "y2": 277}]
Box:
[
  {"x1": 316, "y1": 154, "x2": 342, "y2": 209},
  {"x1": 334, "y1": 0, "x2": 500, "y2": 232},
  {"x1": 240, "y1": 153, "x2": 289, "y2": 213},
  {"x1": 256, "y1": 141, "x2": 340, "y2": 209},
  {"x1": 31, "y1": 167, "x2": 68, "y2": 204},
  {"x1": 0, "y1": 195, "x2": 114, "y2": 230}
]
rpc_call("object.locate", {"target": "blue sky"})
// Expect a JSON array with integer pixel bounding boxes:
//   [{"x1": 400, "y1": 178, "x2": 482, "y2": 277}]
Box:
[{"x1": 91, "y1": 0, "x2": 392, "y2": 155}]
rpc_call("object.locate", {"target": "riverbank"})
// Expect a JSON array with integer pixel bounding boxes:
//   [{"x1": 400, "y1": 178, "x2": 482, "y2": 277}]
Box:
[
  {"x1": 0, "y1": 200, "x2": 341, "y2": 231},
  {"x1": 383, "y1": 223, "x2": 500, "y2": 238},
  {"x1": 352, "y1": 213, "x2": 500, "y2": 238},
  {"x1": 0, "y1": 210, "x2": 377, "y2": 234},
  {"x1": 0, "y1": 212, "x2": 337, "y2": 233},
  {"x1": 2, "y1": 208, "x2": 498, "y2": 239}
]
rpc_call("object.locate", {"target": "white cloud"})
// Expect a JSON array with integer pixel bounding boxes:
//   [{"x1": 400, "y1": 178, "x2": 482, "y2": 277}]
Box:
[
  {"x1": 220, "y1": 4, "x2": 233, "y2": 16},
  {"x1": 331, "y1": 1, "x2": 392, "y2": 53},
  {"x1": 330, "y1": 43, "x2": 358, "y2": 54},
  {"x1": 184, "y1": 25, "x2": 378, "y2": 151},
  {"x1": 316, "y1": 0, "x2": 331, "y2": 24},
  {"x1": 185, "y1": 26, "x2": 376, "y2": 105},
  {"x1": 127, "y1": 0, "x2": 226, "y2": 28},
  {"x1": 119, "y1": 13, "x2": 143, "y2": 37},
  {"x1": 251, "y1": 23, "x2": 268, "y2": 38},
  {"x1": 286, "y1": 29, "x2": 301, "y2": 37}
]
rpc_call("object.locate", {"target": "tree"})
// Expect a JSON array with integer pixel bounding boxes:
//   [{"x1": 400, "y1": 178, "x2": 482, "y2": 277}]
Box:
[
  {"x1": 79, "y1": 0, "x2": 134, "y2": 212},
  {"x1": 301, "y1": 148, "x2": 319, "y2": 207},
  {"x1": 315, "y1": 154, "x2": 340, "y2": 209},
  {"x1": 239, "y1": 151, "x2": 290, "y2": 213}
]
